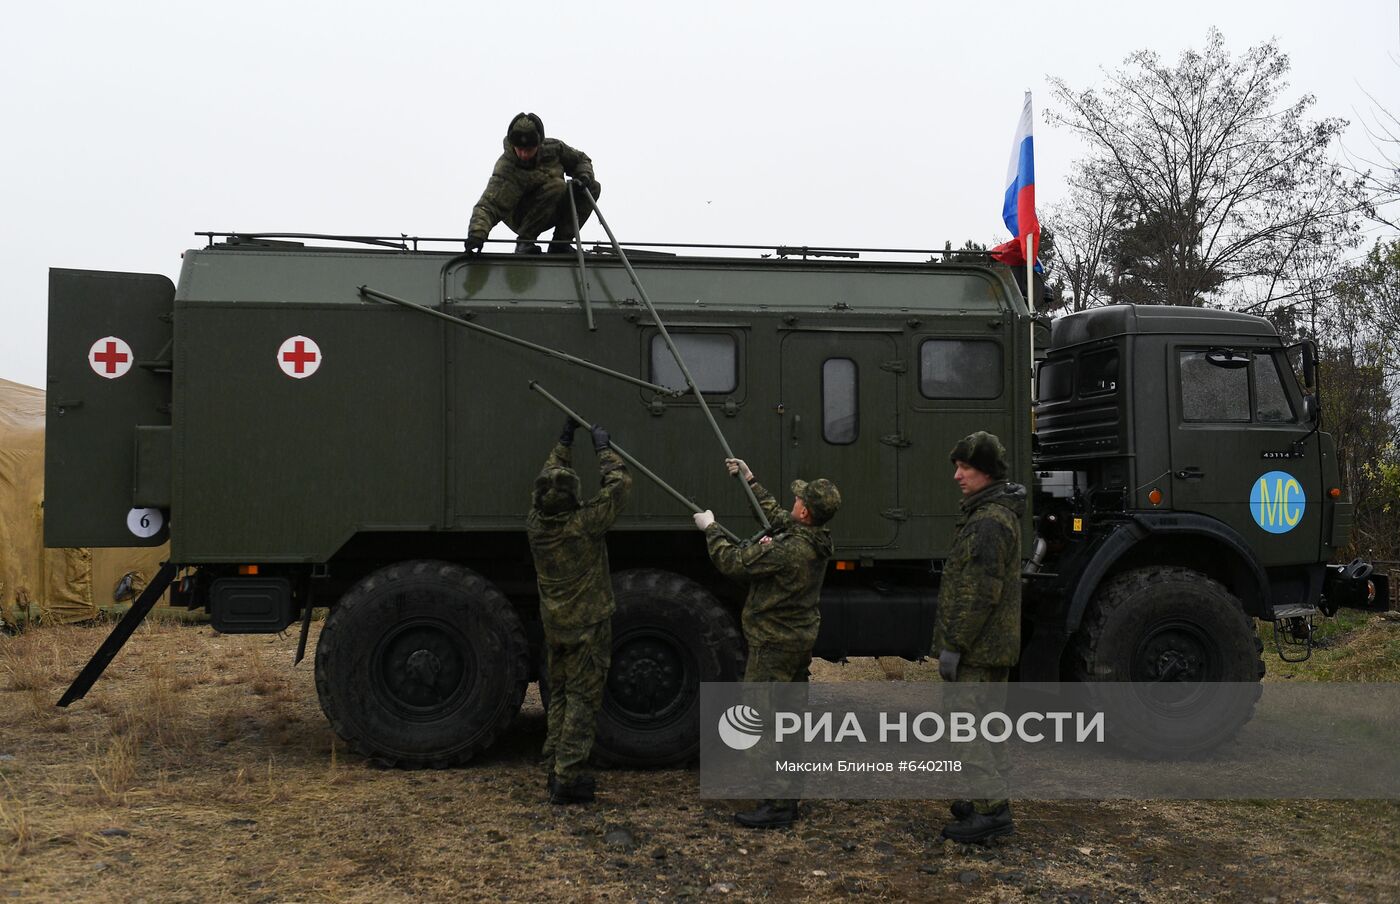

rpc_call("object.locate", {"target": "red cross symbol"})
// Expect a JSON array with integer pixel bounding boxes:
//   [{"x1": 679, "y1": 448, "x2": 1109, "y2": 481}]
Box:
[
  {"x1": 277, "y1": 335, "x2": 322, "y2": 379},
  {"x1": 94, "y1": 340, "x2": 129, "y2": 373},
  {"x1": 282, "y1": 340, "x2": 317, "y2": 373},
  {"x1": 88, "y1": 336, "x2": 134, "y2": 379}
]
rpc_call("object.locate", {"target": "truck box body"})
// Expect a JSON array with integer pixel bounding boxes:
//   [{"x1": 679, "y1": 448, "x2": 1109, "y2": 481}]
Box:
[{"x1": 49, "y1": 244, "x2": 1034, "y2": 567}]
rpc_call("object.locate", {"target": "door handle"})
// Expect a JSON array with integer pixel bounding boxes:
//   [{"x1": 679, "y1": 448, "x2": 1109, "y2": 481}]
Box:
[
  {"x1": 791, "y1": 414, "x2": 801, "y2": 446},
  {"x1": 1175, "y1": 467, "x2": 1205, "y2": 480}
]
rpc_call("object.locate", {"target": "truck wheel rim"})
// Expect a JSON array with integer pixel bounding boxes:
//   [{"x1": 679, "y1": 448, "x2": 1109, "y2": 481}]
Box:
[
  {"x1": 1132, "y1": 619, "x2": 1217, "y2": 686},
  {"x1": 606, "y1": 628, "x2": 694, "y2": 726},
  {"x1": 372, "y1": 618, "x2": 473, "y2": 717}
]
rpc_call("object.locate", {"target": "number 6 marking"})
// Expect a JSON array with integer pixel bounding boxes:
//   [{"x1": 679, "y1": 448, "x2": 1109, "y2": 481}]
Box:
[{"x1": 127, "y1": 507, "x2": 163, "y2": 539}]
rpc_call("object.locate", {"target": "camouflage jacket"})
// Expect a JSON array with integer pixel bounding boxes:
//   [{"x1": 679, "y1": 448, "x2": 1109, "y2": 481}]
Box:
[
  {"x1": 704, "y1": 482, "x2": 834, "y2": 652},
  {"x1": 933, "y1": 481, "x2": 1025, "y2": 667},
  {"x1": 469, "y1": 137, "x2": 595, "y2": 238},
  {"x1": 526, "y1": 443, "x2": 630, "y2": 638}
]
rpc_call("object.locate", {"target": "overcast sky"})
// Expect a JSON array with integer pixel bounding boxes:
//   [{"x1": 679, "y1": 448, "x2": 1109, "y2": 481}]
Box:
[{"x1": 2, "y1": 0, "x2": 1397, "y2": 389}]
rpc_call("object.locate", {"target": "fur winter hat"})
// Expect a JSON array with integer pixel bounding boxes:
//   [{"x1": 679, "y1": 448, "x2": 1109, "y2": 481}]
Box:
[{"x1": 948, "y1": 431, "x2": 1008, "y2": 481}]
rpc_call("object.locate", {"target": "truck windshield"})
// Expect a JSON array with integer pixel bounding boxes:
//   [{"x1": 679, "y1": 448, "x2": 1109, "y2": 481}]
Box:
[{"x1": 1037, "y1": 358, "x2": 1072, "y2": 402}]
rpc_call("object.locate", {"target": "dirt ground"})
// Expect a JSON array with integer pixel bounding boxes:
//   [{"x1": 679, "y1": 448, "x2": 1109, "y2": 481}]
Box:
[{"x1": 2, "y1": 617, "x2": 1398, "y2": 903}]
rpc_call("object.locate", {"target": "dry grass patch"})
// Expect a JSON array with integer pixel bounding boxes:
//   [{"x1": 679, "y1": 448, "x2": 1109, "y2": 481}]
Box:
[
  {"x1": 0, "y1": 621, "x2": 1395, "y2": 903},
  {"x1": 87, "y1": 733, "x2": 141, "y2": 806},
  {"x1": 0, "y1": 777, "x2": 31, "y2": 867},
  {"x1": 0, "y1": 627, "x2": 73, "y2": 692}
]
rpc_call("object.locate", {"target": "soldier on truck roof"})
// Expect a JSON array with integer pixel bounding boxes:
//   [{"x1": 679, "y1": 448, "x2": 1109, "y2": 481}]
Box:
[{"x1": 466, "y1": 112, "x2": 599, "y2": 255}]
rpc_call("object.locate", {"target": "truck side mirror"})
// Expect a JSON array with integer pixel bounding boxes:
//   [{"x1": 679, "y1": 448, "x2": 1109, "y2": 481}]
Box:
[
  {"x1": 1303, "y1": 394, "x2": 1319, "y2": 423},
  {"x1": 1301, "y1": 340, "x2": 1316, "y2": 389}
]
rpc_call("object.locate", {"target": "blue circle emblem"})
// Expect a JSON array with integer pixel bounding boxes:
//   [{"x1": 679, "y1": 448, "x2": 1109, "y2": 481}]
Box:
[{"x1": 1250, "y1": 470, "x2": 1305, "y2": 534}]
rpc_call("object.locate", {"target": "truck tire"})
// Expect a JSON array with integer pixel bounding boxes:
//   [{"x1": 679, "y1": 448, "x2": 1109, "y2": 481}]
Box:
[
  {"x1": 314, "y1": 560, "x2": 528, "y2": 768},
  {"x1": 590, "y1": 569, "x2": 744, "y2": 767},
  {"x1": 1073, "y1": 565, "x2": 1264, "y2": 758}
]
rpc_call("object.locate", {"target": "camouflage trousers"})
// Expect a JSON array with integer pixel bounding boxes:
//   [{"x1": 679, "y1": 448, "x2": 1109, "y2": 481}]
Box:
[
  {"x1": 542, "y1": 619, "x2": 612, "y2": 783},
  {"x1": 744, "y1": 644, "x2": 813, "y2": 808},
  {"x1": 513, "y1": 180, "x2": 601, "y2": 248},
  {"x1": 743, "y1": 644, "x2": 812, "y2": 683},
  {"x1": 951, "y1": 664, "x2": 1011, "y2": 814}
]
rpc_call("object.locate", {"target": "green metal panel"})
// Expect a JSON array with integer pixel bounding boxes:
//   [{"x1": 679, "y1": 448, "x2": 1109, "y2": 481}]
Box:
[
  {"x1": 154, "y1": 245, "x2": 1029, "y2": 564},
  {"x1": 133, "y1": 426, "x2": 171, "y2": 508},
  {"x1": 898, "y1": 317, "x2": 1030, "y2": 558},
  {"x1": 1329, "y1": 501, "x2": 1354, "y2": 549},
  {"x1": 171, "y1": 302, "x2": 446, "y2": 563},
  {"x1": 447, "y1": 256, "x2": 1012, "y2": 316},
  {"x1": 44, "y1": 269, "x2": 173, "y2": 547},
  {"x1": 778, "y1": 331, "x2": 900, "y2": 549}
]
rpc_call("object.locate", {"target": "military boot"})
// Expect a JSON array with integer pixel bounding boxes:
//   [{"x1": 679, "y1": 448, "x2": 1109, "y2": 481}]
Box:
[
  {"x1": 546, "y1": 222, "x2": 577, "y2": 254},
  {"x1": 949, "y1": 799, "x2": 974, "y2": 820},
  {"x1": 514, "y1": 239, "x2": 543, "y2": 254},
  {"x1": 735, "y1": 799, "x2": 799, "y2": 829},
  {"x1": 549, "y1": 774, "x2": 596, "y2": 805},
  {"x1": 940, "y1": 803, "x2": 1014, "y2": 844}
]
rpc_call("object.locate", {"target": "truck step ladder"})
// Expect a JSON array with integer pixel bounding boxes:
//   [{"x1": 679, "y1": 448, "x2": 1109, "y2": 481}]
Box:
[{"x1": 1270, "y1": 604, "x2": 1317, "y2": 663}]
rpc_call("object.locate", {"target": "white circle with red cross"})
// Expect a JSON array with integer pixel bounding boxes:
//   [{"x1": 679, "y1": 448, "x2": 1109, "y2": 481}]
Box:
[
  {"x1": 89, "y1": 336, "x2": 134, "y2": 379},
  {"x1": 277, "y1": 335, "x2": 322, "y2": 379}
]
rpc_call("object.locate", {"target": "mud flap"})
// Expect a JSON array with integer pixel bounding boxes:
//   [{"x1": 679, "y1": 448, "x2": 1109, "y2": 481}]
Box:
[{"x1": 45, "y1": 269, "x2": 174, "y2": 547}]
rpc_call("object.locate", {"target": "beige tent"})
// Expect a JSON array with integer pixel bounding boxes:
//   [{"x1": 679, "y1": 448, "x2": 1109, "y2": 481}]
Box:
[{"x1": 0, "y1": 378, "x2": 168, "y2": 627}]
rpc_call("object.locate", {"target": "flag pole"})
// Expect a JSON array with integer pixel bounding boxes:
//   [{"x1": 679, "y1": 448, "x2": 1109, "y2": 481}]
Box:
[{"x1": 1026, "y1": 233, "x2": 1035, "y2": 409}]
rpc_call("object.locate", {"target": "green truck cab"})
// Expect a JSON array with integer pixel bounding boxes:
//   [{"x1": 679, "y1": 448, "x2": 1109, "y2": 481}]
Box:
[{"x1": 45, "y1": 234, "x2": 1388, "y2": 767}]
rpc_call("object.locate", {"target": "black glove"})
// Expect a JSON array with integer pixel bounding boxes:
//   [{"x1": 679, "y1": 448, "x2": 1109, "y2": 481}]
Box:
[
  {"x1": 590, "y1": 424, "x2": 610, "y2": 451},
  {"x1": 466, "y1": 236, "x2": 485, "y2": 254},
  {"x1": 571, "y1": 174, "x2": 593, "y2": 194},
  {"x1": 938, "y1": 649, "x2": 961, "y2": 682},
  {"x1": 559, "y1": 417, "x2": 579, "y2": 446}
]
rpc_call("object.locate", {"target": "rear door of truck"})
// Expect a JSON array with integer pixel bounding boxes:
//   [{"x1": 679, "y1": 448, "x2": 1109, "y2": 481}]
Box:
[{"x1": 45, "y1": 269, "x2": 174, "y2": 548}]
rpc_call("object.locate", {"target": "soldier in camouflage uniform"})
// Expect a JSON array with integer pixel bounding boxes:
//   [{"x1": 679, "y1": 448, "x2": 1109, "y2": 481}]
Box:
[
  {"x1": 526, "y1": 418, "x2": 631, "y2": 804},
  {"x1": 466, "y1": 112, "x2": 600, "y2": 255},
  {"x1": 933, "y1": 431, "x2": 1025, "y2": 844},
  {"x1": 693, "y1": 458, "x2": 840, "y2": 829}
]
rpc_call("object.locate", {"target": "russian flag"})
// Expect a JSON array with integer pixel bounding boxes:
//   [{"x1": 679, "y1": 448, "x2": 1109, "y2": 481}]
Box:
[{"x1": 993, "y1": 91, "x2": 1039, "y2": 268}]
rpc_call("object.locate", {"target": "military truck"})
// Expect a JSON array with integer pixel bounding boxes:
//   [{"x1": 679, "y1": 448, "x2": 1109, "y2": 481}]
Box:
[{"x1": 46, "y1": 233, "x2": 1388, "y2": 767}]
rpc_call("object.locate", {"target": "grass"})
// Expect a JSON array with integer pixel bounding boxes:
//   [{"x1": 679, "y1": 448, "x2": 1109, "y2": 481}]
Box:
[
  {"x1": 0, "y1": 776, "x2": 31, "y2": 868},
  {"x1": 0, "y1": 616, "x2": 1395, "y2": 902},
  {"x1": 1258, "y1": 607, "x2": 1400, "y2": 681}
]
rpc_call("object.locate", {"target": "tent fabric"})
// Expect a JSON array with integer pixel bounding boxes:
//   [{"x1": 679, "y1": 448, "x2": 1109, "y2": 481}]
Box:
[
  {"x1": 0, "y1": 378, "x2": 168, "y2": 626},
  {"x1": 0, "y1": 378, "x2": 49, "y2": 626}
]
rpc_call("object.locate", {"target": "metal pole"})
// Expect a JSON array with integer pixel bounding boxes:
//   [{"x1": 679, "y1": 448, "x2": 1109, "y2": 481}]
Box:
[
  {"x1": 58, "y1": 562, "x2": 178, "y2": 706},
  {"x1": 574, "y1": 186, "x2": 771, "y2": 529},
  {"x1": 529, "y1": 381, "x2": 743, "y2": 544},
  {"x1": 565, "y1": 184, "x2": 595, "y2": 331},
  {"x1": 1026, "y1": 234, "x2": 1036, "y2": 416},
  {"x1": 359, "y1": 285, "x2": 679, "y2": 397}
]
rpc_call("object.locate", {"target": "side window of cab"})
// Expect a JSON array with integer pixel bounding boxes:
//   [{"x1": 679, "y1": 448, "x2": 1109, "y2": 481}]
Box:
[{"x1": 1178, "y1": 349, "x2": 1295, "y2": 424}]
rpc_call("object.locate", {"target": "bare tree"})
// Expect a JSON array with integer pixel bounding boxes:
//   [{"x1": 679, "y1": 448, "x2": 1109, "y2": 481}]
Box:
[
  {"x1": 1319, "y1": 244, "x2": 1400, "y2": 560},
  {"x1": 1042, "y1": 163, "x2": 1121, "y2": 312},
  {"x1": 1048, "y1": 29, "x2": 1359, "y2": 309},
  {"x1": 1344, "y1": 57, "x2": 1400, "y2": 230}
]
